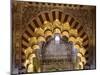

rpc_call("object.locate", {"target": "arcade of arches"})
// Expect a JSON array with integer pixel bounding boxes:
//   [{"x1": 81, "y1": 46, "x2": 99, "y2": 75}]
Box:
[{"x1": 12, "y1": 1, "x2": 96, "y2": 74}]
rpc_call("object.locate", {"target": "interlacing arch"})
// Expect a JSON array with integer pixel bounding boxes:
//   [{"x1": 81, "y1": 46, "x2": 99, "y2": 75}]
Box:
[{"x1": 21, "y1": 10, "x2": 89, "y2": 72}]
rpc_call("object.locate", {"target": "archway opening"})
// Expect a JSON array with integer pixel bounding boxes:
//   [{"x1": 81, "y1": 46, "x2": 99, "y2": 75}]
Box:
[{"x1": 21, "y1": 10, "x2": 89, "y2": 73}]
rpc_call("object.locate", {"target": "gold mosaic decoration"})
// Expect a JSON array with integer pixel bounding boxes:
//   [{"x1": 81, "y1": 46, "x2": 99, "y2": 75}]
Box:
[{"x1": 24, "y1": 19, "x2": 86, "y2": 72}]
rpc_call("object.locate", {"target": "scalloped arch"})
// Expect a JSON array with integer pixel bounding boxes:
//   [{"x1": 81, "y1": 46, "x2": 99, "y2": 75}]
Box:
[{"x1": 21, "y1": 10, "x2": 89, "y2": 72}]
